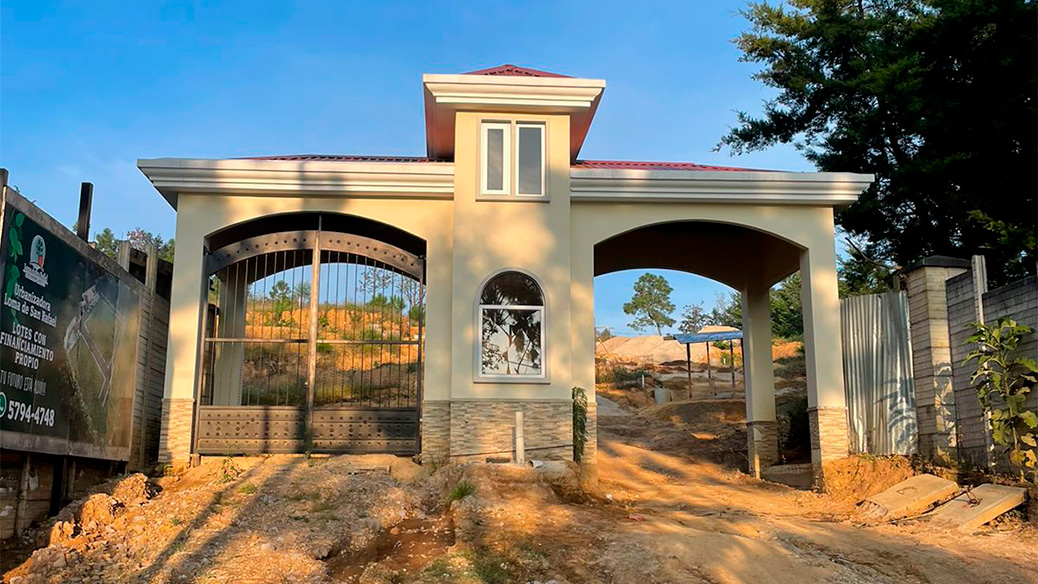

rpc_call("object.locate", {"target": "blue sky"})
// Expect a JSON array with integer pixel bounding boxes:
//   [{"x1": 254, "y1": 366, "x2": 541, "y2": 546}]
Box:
[{"x1": 1, "y1": 0, "x2": 813, "y2": 334}]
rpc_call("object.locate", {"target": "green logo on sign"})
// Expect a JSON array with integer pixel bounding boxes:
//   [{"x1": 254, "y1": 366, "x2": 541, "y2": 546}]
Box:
[{"x1": 0, "y1": 392, "x2": 6, "y2": 418}]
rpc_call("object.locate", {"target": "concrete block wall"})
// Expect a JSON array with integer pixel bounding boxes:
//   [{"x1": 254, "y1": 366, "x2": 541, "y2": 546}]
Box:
[
  {"x1": 946, "y1": 271, "x2": 989, "y2": 468},
  {"x1": 906, "y1": 263, "x2": 967, "y2": 461},
  {"x1": 981, "y1": 275, "x2": 1038, "y2": 471},
  {"x1": 947, "y1": 272, "x2": 1037, "y2": 471}
]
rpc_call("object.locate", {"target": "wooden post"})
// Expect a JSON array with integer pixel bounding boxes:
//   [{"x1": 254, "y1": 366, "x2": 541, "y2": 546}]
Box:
[
  {"x1": 730, "y1": 341, "x2": 736, "y2": 388},
  {"x1": 116, "y1": 240, "x2": 132, "y2": 271},
  {"x1": 705, "y1": 343, "x2": 713, "y2": 391},
  {"x1": 144, "y1": 242, "x2": 159, "y2": 292},
  {"x1": 515, "y1": 410, "x2": 525, "y2": 466},
  {"x1": 685, "y1": 342, "x2": 692, "y2": 391},
  {"x1": 66, "y1": 458, "x2": 77, "y2": 500},
  {"x1": 13, "y1": 453, "x2": 31, "y2": 535},
  {"x1": 76, "y1": 182, "x2": 93, "y2": 242}
]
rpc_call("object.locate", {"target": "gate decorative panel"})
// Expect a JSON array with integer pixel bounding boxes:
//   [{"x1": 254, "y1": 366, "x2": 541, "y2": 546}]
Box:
[{"x1": 197, "y1": 222, "x2": 423, "y2": 455}]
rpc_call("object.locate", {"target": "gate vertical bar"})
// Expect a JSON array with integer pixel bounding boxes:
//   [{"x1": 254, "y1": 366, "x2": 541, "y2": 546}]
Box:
[
  {"x1": 306, "y1": 218, "x2": 322, "y2": 447},
  {"x1": 416, "y1": 256, "x2": 426, "y2": 451}
]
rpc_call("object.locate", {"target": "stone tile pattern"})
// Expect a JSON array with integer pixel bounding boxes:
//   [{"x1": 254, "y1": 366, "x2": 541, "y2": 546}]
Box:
[
  {"x1": 948, "y1": 274, "x2": 1038, "y2": 472},
  {"x1": 449, "y1": 400, "x2": 573, "y2": 463},
  {"x1": 420, "y1": 401, "x2": 451, "y2": 464},
  {"x1": 747, "y1": 420, "x2": 778, "y2": 472},
  {"x1": 809, "y1": 406, "x2": 850, "y2": 464},
  {"x1": 906, "y1": 266, "x2": 965, "y2": 461},
  {"x1": 158, "y1": 398, "x2": 194, "y2": 463}
]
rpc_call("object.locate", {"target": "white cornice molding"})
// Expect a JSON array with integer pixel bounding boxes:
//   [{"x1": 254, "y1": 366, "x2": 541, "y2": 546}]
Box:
[
  {"x1": 138, "y1": 158, "x2": 455, "y2": 209},
  {"x1": 570, "y1": 168, "x2": 874, "y2": 205},
  {"x1": 422, "y1": 74, "x2": 605, "y2": 110},
  {"x1": 422, "y1": 74, "x2": 606, "y2": 160}
]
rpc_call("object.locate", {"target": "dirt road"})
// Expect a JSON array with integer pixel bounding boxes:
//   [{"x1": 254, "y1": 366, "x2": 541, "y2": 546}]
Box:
[{"x1": 4, "y1": 396, "x2": 1036, "y2": 584}]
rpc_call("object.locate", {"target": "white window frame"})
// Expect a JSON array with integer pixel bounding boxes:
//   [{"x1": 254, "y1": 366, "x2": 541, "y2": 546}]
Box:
[
  {"x1": 515, "y1": 122, "x2": 546, "y2": 197},
  {"x1": 480, "y1": 121, "x2": 511, "y2": 196},
  {"x1": 478, "y1": 120, "x2": 549, "y2": 200},
  {"x1": 474, "y1": 269, "x2": 549, "y2": 384}
]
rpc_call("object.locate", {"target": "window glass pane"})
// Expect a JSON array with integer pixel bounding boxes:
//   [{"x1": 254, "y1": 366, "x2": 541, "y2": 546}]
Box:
[
  {"x1": 517, "y1": 125, "x2": 543, "y2": 195},
  {"x1": 481, "y1": 308, "x2": 542, "y2": 376},
  {"x1": 486, "y1": 127, "x2": 504, "y2": 191},
  {"x1": 479, "y1": 271, "x2": 543, "y2": 305}
]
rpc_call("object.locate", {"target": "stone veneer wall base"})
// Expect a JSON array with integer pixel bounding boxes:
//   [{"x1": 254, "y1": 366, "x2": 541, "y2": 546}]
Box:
[
  {"x1": 158, "y1": 398, "x2": 195, "y2": 464},
  {"x1": 448, "y1": 400, "x2": 573, "y2": 463}
]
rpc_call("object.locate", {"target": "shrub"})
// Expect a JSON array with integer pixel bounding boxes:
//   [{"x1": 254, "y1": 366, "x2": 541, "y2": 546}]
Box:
[
  {"x1": 573, "y1": 386, "x2": 589, "y2": 462},
  {"x1": 445, "y1": 481, "x2": 476, "y2": 503},
  {"x1": 965, "y1": 317, "x2": 1037, "y2": 475}
]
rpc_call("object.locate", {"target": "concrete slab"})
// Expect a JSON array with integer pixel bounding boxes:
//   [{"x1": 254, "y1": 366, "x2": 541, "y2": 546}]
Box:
[
  {"x1": 927, "y1": 483, "x2": 1028, "y2": 532},
  {"x1": 861, "y1": 474, "x2": 958, "y2": 520},
  {"x1": 761, "y1": 463, "x2": 814, "y2": 490}
]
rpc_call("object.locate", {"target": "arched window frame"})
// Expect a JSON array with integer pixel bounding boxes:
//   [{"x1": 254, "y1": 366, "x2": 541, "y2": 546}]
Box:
[{"x1": 474, "y1": 269, "x2": 549, "y2": 384}]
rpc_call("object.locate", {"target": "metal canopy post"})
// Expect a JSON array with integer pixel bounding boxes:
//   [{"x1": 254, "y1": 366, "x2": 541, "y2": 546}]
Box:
[
  {"x1": 685, "y1": 342, "x2": 692, "y2": 392},
  {"x1": 705, "y1": 342, "x2": 713, "y2": 390},
  {"x1": 730, "y1": 341, "x2": 736, "y2": 388}
]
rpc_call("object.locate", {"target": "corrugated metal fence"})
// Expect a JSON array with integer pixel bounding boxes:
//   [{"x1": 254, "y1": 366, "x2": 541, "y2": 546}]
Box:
[{"x1": 840, "y1": 291, "x2": 918, "y2": 455}]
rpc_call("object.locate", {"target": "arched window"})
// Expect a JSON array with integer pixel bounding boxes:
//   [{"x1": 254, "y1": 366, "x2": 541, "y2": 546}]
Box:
[{"x1": 478, "y1": 271, "x2": 545, "y2": 379}]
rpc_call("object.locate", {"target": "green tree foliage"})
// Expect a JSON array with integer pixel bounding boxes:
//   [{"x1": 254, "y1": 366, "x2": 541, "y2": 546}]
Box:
[
  {"x1": 368, "y1": 294, "x2": 405, "y2": 314},
  {"x1": 93, "y1": 228, "x2": 118, "y2": 259},
  {"x1": 838, "y1": 242, "x2": 895, "y2": 297},
  {"x1": 965, "y1": 318, "x2": 1037, "y2": 475},
  {"x1": 623, "y1": 273, "x2": 675, "y2": 336},
  {"x1": 711, "y1": 273, "x2": 805, "y2": 340},
  {"x1": 268, "y1": 280, "x2": 293, "y2": 325},
  {"x1": 126, "y1": 227, "x2": 175, "y2": 262},
  {"x1": 678, "y1": 302, "x2": 709, "y2": 334},
  {"x1": 91, "y1": 226, "x2": 175, "y2": 262},
  {"x1": 720, "y1": 0, "x2": 1037, "y2": 286}
]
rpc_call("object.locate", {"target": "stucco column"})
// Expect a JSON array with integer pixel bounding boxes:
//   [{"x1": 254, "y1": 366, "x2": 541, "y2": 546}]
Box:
[
  {"x1": 158, "y1": 211, "x2": 207, "y2": 464},
  {"x1": 742, "y1": 283, "x2": 777, "y2": 473},
  {"x1": 212, "y1": 269, "x2": 246, "y2": 406},
  {"x1": 800, "y1": 241, "x2": 850, "y2": 470},
  {"x1": 571, "y1": 240, "x2": 597, "y2": 471}
]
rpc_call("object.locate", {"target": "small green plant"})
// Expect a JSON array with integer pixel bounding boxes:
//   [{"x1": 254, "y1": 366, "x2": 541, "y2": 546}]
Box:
[
  {"x1": 572, "y1": 386, "x2": 588, "y2": 462},
  {"x1": 238, "y1": 482, "x2": 257, "y2": 495},
  {"x1": 965, "y1": 317, "x2": 1038, "y2": 476},
  {"x1": 218, "y1": 457, "x2": 242, "y2": 484},
  {"x1": 170, "y1": 516, "x2": 182, "y2": 526},
  {"x1": 445, "y1": 481, "x2": 476, "y2": 503}
]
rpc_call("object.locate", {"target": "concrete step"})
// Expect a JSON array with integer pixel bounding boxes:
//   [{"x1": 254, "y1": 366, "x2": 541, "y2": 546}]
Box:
[
  {"x1": 927, "y1": 483, "x2": 1028, "y2": 532},
  {"x1": 860, "y1": 474, "x2": 958, "y2": 521}
]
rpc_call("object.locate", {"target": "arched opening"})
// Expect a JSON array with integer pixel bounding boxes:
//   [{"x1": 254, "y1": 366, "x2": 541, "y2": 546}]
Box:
[
  {"x1": 592, "y1": 220, "x2": 809, "y2": 474},
  {"x1": 196, "y1": 212, "x2": 426, "y2": 455}
]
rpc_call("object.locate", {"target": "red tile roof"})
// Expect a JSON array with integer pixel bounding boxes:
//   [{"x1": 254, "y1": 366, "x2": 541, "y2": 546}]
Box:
[
  {"x1": 241, "y1": 155, "x2": 773, "y2": 172},
  {"x1": 573, "y1": 160, "x2": 774, "y2": 172},
  {"x1": 242, "y1": 154, "x2": 446, "y2": 163},
  {"x1": 464, "y1": 64, "x2": 571, "y2": 78}
]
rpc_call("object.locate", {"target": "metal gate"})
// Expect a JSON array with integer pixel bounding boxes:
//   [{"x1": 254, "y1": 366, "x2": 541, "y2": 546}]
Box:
[{"x1": 195, "y1": 220, "x2": 424, "y2": 455}]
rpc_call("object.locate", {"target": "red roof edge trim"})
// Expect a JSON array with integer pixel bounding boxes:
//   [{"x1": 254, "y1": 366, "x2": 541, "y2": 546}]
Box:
[
  {"x1": 240, "y1": 154, "x2": 447, "y2": 163},
  {"x1": 463, "y1": 64, "x2": 571, "y2": 78},
  {"x1": 572, "y1": 160, "x2": 778, "y2": 172}
]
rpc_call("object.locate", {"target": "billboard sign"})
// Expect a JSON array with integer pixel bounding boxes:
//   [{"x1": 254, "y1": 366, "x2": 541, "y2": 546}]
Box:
[{"x1": 0, "y1": 188, "x2": 142, "y2": 461}]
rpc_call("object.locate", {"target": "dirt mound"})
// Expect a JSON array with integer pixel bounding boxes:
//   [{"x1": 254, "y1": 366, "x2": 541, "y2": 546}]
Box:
[
  {"x1": 820, "y1": 455, "x2": 917, "y2": 507},
  {"x1": 648, "y1": 399, "x2": 747, "y2": 428}
]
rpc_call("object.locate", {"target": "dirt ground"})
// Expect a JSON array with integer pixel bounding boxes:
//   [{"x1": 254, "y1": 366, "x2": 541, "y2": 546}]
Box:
[{"x1": 3, "y1": 395, "x2": 1037, "y2": 584}]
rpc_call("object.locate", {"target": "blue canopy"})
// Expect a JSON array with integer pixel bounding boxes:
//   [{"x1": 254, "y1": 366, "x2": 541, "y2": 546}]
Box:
[{"x1": 673, "y1": 330, "x2": 743, "y2": 344}]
